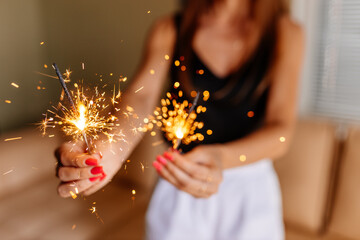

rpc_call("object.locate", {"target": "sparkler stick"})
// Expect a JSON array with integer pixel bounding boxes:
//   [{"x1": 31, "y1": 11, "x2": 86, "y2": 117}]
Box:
[
  {"x1": 173, "y1": 91, "x2": 200, "y2": 150},
  {"x1": 52, "y1": 63, "x2": 93, "y2": 153}
]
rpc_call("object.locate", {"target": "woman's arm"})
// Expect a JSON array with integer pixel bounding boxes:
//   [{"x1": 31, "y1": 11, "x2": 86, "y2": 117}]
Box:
[
  {"x1": 105, "y1": 16, "x2": 177, "y2": 160},
  {"x1": 219, "y1": 17, "x2": 305, "y2": 169},
  {"x1": 56, "y1": 16, "x2": 176, "y2": 197}
]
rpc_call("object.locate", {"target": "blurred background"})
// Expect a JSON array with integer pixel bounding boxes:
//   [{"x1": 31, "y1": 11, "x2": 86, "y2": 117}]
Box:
[{"x1": 1, "y1": 0, "x2": 360, "y2": 239}]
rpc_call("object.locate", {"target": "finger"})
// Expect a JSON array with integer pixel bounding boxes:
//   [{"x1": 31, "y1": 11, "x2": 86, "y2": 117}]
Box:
[
  {"x1": 163, "y1": 151, "x2": 211, "y2": 182},
  {"x1": 57, "y1": 178, "x2": 97, "y2": 198},
  {"x1": 153, "y1": 161, "x2": 179, "y2": 187},
  {"x1": 184, "y1": 147, "x2": 220, "y2": 167},
  {"x1": 57, "y1": 142, "x2": 101, "y2": 167},
  {"x1": 82, "y1": 173, "x2": 108, "y2": 196},
  {"x1": 57, "y1": 166, "x2": 104, "y2": 182},
  {"x1": 162, "y1": 158, "x2": 216, "y2": 197}
]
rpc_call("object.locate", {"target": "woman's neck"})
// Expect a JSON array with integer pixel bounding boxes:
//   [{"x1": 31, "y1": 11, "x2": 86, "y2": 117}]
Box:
[{"x1": 212, "y1": 0, "x2": 250, "y2": 25}]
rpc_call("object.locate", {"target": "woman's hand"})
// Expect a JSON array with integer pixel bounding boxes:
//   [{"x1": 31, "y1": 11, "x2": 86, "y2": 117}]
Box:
[
  {"x1": 55, "y1": 141, "x2": 123, "y2": 198},
  {"x1": 153, "y1": 145, "x2": 223, "y2": 198}
]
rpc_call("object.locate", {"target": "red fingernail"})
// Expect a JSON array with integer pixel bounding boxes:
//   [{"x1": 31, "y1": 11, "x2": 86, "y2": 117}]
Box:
[
  {"x1": 89, "y1": 176, "x2": 100, "y2": 182},
  {"x1": 163, "y1": 152, "x2": 174, "y2": 161},
  {"x1": 157, "y1": 155, "x2": 167, "y2": 165},
  {"x1": 85, "y1": 158, "x2": 98, "y2": 166},
  {"x1": 153, "y1": 161, "x2": 162, "y2": 171},
  {"x1": 100, "y1": 172, "x2": 106, "y2": 181},
  {"x1": 91, "y1": 166, "x2": 103, "y2": 175}
]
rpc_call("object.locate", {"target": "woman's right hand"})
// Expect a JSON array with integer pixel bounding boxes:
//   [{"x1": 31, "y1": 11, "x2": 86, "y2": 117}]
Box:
[{"x1": 55, "y1": 141, "x2": 123, "y2": 198}]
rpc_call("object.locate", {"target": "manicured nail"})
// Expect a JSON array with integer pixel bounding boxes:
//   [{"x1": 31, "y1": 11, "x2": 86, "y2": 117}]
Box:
[
  {"x1": 85, "y1": 158, "x2": 98, "y2": 166},
  {"x1": 157, "y1": 155, "x2": 167, "y2": 165},
  {"x1": 100, "y1": 172, "x2": 106, "y2": 181},
  {"x1": 163, "y1": 152, "x2": 174, "y2": 161},
  {"x1": 91, "y1": 166, "x2": 103, "y2": 175},
  {"x1": 153, "y1": 161, "x2": 162, "y2": 171},
  {"x1": 89, "y1": 176, "x2": 100, "y2": 182}
]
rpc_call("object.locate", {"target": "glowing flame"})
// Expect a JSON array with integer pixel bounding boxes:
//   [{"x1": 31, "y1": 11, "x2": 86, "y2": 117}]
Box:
[
  {"x1": 175, "y1": 128, "x2": 184, "y2": 139},
  {"x1": 73, "y1": 104, "x2": 87, "y2": 131}
]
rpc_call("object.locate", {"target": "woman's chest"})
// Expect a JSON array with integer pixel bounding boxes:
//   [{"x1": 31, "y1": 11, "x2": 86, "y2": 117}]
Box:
[{"x1": 191, "y1": 26, "x2": 258, "y2": 79}]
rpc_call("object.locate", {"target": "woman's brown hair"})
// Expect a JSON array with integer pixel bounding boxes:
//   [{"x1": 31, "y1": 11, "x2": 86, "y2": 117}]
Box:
[{"x1": 177, "y1": 0, "x2": 290, "y2": 104}]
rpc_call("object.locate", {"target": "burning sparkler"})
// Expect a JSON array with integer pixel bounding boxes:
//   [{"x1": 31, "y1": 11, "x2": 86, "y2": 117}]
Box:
[
  {"x1": 53, "y1": 63, "x2": 93, "y2": 153},
  {"x1": 144, "y1": 84, "x2": 210, "y2": 150},
  {"x1": 40, "y1": 63, "x2": 132, "y2": 152}
]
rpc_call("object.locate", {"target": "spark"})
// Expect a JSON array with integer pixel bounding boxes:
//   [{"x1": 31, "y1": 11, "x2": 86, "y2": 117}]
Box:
[
  {"x1": 132, "y1": 189, "x2": 136, "y2": 195},
  {"x1": 247, "y1": 111, "x2": 254, "y2": 118},
  {"x1": 81, "y1": 62, "x2": 85, "y2": 70},
  {"x1": 34, "y1": 71, "x2": 58, "y2": 79},
  {"x1": 140, "y1": 162, "x2": 145, "y2": 172},
  {"x1": 90, "y1": 206, "x2": 96, "y2": 213},
  {"x1": 131, "y1": 127, "x2": 138, "y2": 134},
  {"x1": 135, "y1": 86, "x2": 144, "y2": 93},
  {"x1": 150, "y1": 69, "x2": 155, "y2": 75},
  {"x1": 3, "y1": 169, "x2": 14, "y2": 175},
  {"x1": 203, "y1": 91, "x2": 210, "y2": 101},
  {"x1": 4, "y1": 137, "x2": 22, "y2": 141},
  {"x1": 40, "y1": 41, "x2": 45, "y2": 45},
  {"x1": 5, "y1": 100, "x2": 11, "y2": 104},
  {"x1": 11, "y1": 83, "x2": 19, "y2": 88},
  {"x1": 147, "y1": 10, "x2": 151, "y2": 14},
  {"x1": 152, "y1": 140, "x2": 164, "y2": 146},
  {"x1": 63, "y1": 69, "x2": 72, "y2": 82},
  {"x1": 280, "y1": 137, "x2": 286, "y2": 142},
  {"x1": 44, "y1": 64, "x2": 48, "y2": 68},
  {"x1": 89, "y1": 203, "x2": 104, "y2": 224},
  {"x1": 239, "y1": 155, "x2": 247, "y2": 162},
  {"x1": 144, "y1": 90, "x2": 209, "y2": 149},
  {"x1": 69, "y1": 191, "x2": 77, "y2": 199},
  {"x1": 164, "y1": 54, "x2": 170, "y2": 60},
  {"x1": 190, "y1": 91, "x2": 197, "y2": 98}
]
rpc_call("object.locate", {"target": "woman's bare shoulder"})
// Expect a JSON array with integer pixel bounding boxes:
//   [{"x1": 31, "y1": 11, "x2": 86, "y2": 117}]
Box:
[
  {"x1": 147, "y1": 15, "x2": 177, "y2": 51},
  {"x1": 277, "y1": 15, "x2": 304, "y2": 47}
]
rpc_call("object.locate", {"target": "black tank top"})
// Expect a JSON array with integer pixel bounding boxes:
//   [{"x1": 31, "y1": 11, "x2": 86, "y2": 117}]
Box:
[{"x1": 167, "y1": 14, "x2": 275, "y2": 152}]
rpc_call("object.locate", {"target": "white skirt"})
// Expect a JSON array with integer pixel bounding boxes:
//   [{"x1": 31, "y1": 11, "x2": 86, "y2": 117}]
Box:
[{"x1": 145, "y1": 159, "x2": 284, "y2": 240}]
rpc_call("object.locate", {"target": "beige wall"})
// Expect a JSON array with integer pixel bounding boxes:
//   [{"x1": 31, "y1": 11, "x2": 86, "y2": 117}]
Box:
[
  {"x1": 0, "y1": 0, "x2": 179, "y2": 134},
  {"x1": 0, "y1": 0, "x2": 46, "y2": 133}
]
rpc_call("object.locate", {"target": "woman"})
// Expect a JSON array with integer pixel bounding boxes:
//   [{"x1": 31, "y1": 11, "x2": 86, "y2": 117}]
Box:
[{"x1": 55, "y1": 0, "x2": 304, "y2": 239}]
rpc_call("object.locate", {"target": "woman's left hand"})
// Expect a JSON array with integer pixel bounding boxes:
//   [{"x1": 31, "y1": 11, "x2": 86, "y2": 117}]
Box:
[{"x1": 153, "y1": 145, "x2": 223, "y2": 198}]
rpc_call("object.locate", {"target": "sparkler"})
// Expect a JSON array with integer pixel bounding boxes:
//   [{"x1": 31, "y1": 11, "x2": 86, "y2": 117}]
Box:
[
  {"x1": 40, "y1": 64, "x2": 132, "y2": 153},
  {"x1": 144, "y1": 84, "x2": 210, "y2": 150},
  {"x1": 53, "y1": 63, "x2": 93, "y2": 153},
  {"x1": 173, "y1": 91, "x2": 200, "y2": 149}
]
